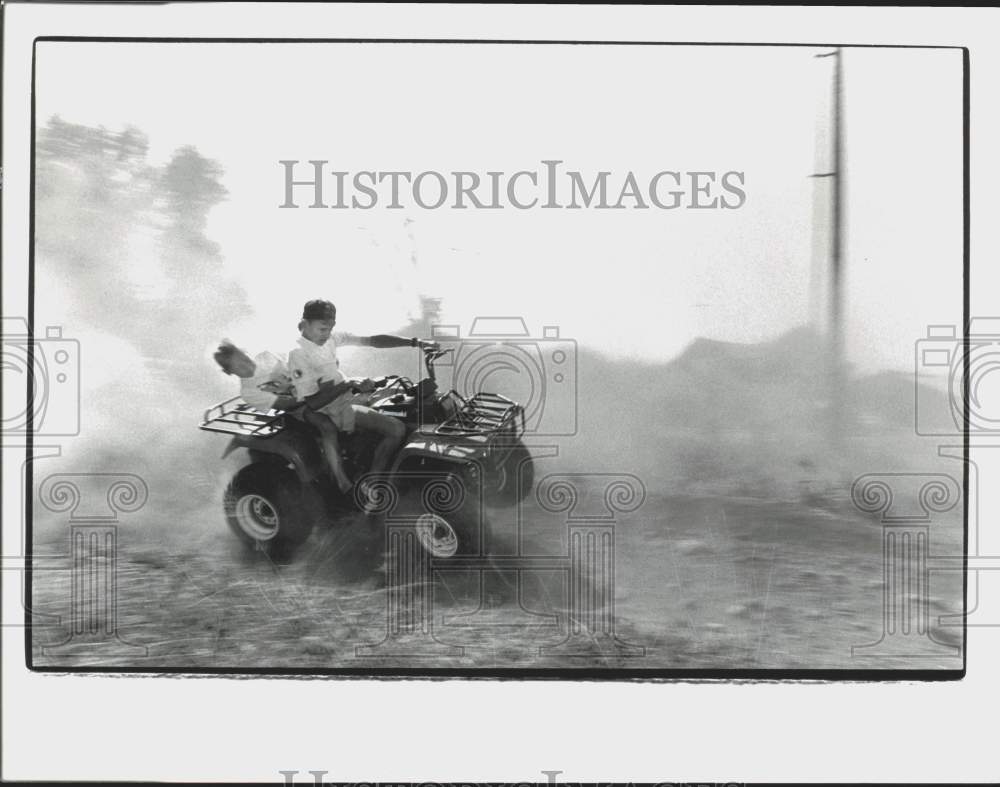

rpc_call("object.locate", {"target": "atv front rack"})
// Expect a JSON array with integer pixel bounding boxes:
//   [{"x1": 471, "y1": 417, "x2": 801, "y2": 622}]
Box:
[
  {"x1": 199, "y1": 396, "x2": 289, "y2": 438},
  {"x1": 434, "y1": 391, "x2": 525, "y2": 438}
]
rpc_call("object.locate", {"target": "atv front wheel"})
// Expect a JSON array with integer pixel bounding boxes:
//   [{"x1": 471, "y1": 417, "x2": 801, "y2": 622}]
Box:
[
  {"x1": 403, "y1": 471, "x2": 490, "y2": 558},
  {"x1": 223, "y1": 462, "x2": 318, "y2": 556}
]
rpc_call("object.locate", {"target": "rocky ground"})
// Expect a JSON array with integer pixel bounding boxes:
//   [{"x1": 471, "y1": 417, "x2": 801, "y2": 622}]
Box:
[{"x1": 29, "y1": 479, "x2": 964, "y2": 673}]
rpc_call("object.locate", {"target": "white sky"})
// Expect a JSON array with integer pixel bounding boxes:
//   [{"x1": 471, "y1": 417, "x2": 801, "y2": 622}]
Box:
[{"x1": 35, "y1": 42, "x2": 963, "y2": 372}]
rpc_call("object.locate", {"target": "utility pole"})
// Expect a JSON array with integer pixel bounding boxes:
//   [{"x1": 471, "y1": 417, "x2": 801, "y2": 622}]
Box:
[{"x1": 813, "y1": 47, "x2": 846, "y2": 459}]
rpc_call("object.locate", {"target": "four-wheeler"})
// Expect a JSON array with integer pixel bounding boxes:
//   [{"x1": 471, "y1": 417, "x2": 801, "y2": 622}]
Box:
[{"x1": 199, "y1": 345, "x2": 534, "y2": 559}]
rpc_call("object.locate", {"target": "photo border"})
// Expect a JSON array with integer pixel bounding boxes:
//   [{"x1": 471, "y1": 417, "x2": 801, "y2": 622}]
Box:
[{"x1": 21, "y1": 35, "x2": 970, "y2": 681}]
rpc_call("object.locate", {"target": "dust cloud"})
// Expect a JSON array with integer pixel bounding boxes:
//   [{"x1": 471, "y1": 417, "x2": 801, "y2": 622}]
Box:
[{"x1": 31, "y1": 117, "x2": 953, "y2": 545}]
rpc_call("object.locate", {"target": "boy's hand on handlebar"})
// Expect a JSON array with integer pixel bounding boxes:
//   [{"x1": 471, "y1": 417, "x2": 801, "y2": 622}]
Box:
[
  {"x1": 418, "y1": 340, "x2": 440, "y2": 351},
  {"x1": 354, "y1": 377, "x2": 377, "y2": 393}
]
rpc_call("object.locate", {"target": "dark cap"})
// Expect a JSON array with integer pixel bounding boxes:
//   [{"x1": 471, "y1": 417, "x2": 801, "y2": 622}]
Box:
[{"x1": 302, "y1": 299, "x2": 336, "y2": 321}]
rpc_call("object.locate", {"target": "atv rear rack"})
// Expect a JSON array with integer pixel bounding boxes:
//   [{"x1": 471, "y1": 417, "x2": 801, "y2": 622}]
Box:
[
  {"x1": 199, "y1": 396, "x2": 290, "y2": 438},
  {"x1": 434, "y1": 391, "x2": 525, "y2": 438}
]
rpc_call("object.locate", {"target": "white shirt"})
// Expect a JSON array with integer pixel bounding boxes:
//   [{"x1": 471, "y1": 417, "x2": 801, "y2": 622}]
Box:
[
  {"x1": 287, "y1": 334, "x2": 361, "y2": 431},
  {"x1": 240, "y1": 351, "x2": 292, "y2": 411},
  {"x1": 287, "y1": 335, "x2": 345, "y2": 398}
]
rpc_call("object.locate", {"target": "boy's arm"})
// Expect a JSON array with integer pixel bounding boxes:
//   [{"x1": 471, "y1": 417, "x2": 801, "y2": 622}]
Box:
[
  {"x1": 243, "y1": 382, "x2": 300, "y2": 413},
  {"x1": 303, "y1": 379, "x2": 356, "y2": 410},
  {"x1": 337, "y1": 332, "x2": 436, "y2": 349}
]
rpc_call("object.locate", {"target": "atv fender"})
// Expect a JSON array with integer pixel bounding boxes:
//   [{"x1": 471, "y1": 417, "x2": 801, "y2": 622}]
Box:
[
  {"x1": 221, "y1": 428, "x2": 324, "y2": 484},
  {"x1": 390, "y1": 435, "x2": 488, "y2": 475}
]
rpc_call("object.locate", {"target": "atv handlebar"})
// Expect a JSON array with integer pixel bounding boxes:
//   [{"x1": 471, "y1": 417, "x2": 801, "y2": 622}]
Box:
[
  {"x1": 347, "y1": 343, "x2": 451, "y2": 395},
  {"x1": 423, "y1": 345, "x2": 453, "y2": 381}
]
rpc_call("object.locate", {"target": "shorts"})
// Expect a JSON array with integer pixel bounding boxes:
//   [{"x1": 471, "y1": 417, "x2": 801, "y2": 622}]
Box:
[{"x1": 314, "y1": 394, "x2": 371, "y2": 433}]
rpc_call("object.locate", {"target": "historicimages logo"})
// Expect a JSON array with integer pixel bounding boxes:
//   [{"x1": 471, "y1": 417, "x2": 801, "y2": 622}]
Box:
[{"x1": 279, "y1": 159, "x2": 746, "y2": 211}]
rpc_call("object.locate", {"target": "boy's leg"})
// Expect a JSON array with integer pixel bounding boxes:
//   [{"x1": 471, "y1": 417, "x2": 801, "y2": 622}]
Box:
[
  {"x1": 302, "y1": 409, "x2": 354, "y2": 493},
  {"x1": 353, "y1": 407, "x2": 406, "y2": 476}
]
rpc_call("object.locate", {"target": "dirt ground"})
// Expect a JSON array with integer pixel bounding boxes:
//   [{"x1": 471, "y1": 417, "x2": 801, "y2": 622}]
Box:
[{"x1": 28, "y1": 471, "x2": 964, "y2": 673}]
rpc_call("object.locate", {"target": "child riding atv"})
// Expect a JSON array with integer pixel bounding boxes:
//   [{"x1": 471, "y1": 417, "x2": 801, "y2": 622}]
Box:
[
  {"x1": 287, "y1": 299, "x2": 439, "y2": 508},
  {"x1": 202, "y1": 308, "x2": 535, "y2": 560}
]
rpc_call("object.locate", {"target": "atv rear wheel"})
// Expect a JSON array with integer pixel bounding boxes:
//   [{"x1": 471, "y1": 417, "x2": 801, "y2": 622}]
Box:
[{"x1": 224, "y1": 462, "x2": 318, "y2": 556}]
